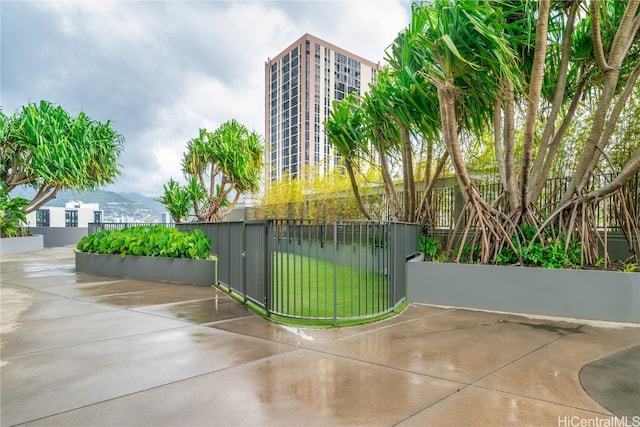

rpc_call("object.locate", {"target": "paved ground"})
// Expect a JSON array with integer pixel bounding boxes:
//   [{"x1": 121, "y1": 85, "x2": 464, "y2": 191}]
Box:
[{"x1": 1, "y1": 247, "x2": 639, "y2": 427}]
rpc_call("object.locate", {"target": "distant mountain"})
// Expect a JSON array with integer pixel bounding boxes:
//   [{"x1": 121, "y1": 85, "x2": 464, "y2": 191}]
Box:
[
  {"x1": 121, "y1": 192, "x2": 165, "y2": 212},
  {"x1": 12, "y1": 187, "x2": 167, "y2": 223}
]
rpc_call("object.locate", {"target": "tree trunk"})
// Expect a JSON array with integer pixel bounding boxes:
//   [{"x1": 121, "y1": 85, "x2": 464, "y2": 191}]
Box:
[
  {"x1": 345, "y1": 161, "x2": 372, "y2": 220},
  {"x1": 530, "y1": 75, "x2": 587, "y2": 203},
  {"x1": 582, "y1": 147, "x2": 640, "y2": 203},
  {"x1": 25, "y1": 184, "x2": 61, "y2": 214},
  {"x1": 438, "y1": 82, "x2": 473, "y2": 201},
  {"x1": 503, "y1": 78, "x2": 519, "y2": 212},
  {"x1": 529, "y1": 2, "x2": 577, "y2": 196},
  {"x1": 493, "y1": 99, "x2": 507, "y2": 191},
  {"x1": 376, "y1": 136, "x2": 400, "y2": 220},
  {"x1": 580, "y1": 60, "x2": 640, "y2": 186},
  {"x1": 401, "y1": 125, "x2": 416, "y2": 222},
  {"x1": 563, "y1": 0, "x2": 639, "y2": 201},
  {"x1": 519, "y1": 0, "x2": 551, "y2": 211}
]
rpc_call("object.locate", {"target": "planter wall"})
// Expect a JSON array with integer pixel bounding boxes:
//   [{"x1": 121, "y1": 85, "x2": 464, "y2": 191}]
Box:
[
  {"x1": 407, "y1": 256, "x2": 640, "y2": 323},
  {"x1": 28, "y1": 227, "x2": 88, "y2": 247},
  {"x1": 430, "y1": 230, "x2": 636, "y2": 264},
  {"x1": 75, "y1": 252, "x2": 216, "y2": 286},
  {"x1": 0, "y1": 235, "x2": 44, "y2": 256}
]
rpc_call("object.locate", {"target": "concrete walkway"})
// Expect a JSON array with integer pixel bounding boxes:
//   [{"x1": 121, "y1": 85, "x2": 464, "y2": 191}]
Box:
[{"x1": 1, "y1": 248, "x2": 639, "y2": 427}]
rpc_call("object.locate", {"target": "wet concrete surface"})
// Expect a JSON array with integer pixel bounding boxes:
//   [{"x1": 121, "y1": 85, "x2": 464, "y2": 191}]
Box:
[
  {"x1": 580, "y1": 344, "x2": 640, "y2": 419},
  {"x1": 1, "y1": 247, "x2": 639, "y2": 427}
]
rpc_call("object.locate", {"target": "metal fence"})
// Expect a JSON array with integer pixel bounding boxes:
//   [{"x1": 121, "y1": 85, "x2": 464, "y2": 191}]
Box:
[
  {"x1": 178, "y1": 219, "x2": 419, "y2": 324},
  {"x1": 249, "y1": 173, "x2": 640, "y2": 231},
  {"x1": 88, "y1": 222, "x2": 174, "y2": 234}
]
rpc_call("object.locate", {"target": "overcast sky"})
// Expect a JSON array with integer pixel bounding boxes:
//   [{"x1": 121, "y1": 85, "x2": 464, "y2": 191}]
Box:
[{"x1": 1, "y1": 0, "x2": 412, "y2": 197}]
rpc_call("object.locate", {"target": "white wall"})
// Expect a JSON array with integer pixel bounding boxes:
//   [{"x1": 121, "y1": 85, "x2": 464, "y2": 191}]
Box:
[{"x1": 25, "y1": 207, "x2": 102, "y2": 228}]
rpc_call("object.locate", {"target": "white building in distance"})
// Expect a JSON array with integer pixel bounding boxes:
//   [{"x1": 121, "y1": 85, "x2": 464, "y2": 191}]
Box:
[{"x1": 25, "y1": 201, "x2": 103, "y2": 228}]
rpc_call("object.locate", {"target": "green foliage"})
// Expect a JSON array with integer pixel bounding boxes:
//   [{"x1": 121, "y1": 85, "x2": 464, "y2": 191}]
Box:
[
  {"x1": 496, "y1": 224, "x2": 581, "y2": 269},
  {"x1": 168, "y1": 119, "x2": 264, "y2": 222},
  {"x1": 623, "y1": 262, "x2": 640, "y2": 273},
  {"x1": 457, "y1": 243, "x2": 481, "y2": 263},
  {"x1": 419, "y1": 235, "x2": 441, "y2": 258},
  {"x1": 156, "y1": 178, "x2": 192, "y2": 223},
  {"x1": 2, "y1": 101, "x2": 124, "y2": 213},
  {"x1": 0, "y1": 184, "x2": 30, "y2": 237},
  {"x1": 76, "y1": 226, "x2": 211, "y2": 260}
]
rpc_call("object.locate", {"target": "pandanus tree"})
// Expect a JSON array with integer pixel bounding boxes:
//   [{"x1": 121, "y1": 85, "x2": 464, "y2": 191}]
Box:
[
  {"x1": 383, "y1": 15, "x2": 448, "y2": 226},
  {"x1": 322, "y1": 0, "x2": 638, "y2": 264},
  {"x1": 156, "y1": 178, "x2": 191, "y2": 223},
  {"x1": 324, "y1": 93, "x2": 373, "y2": 220},
  {"x1": 404, "y1": 0, "x2": 640, "y2": 264},
  {"x1": 405, "y1": 0, "x2": 525, "y2": 262},
  {"x1": 160, "y1": 119, "x2": 264, "y2": 222},
  {"x1": 1, "y1": 100, "x2": 124, "y2": 213},
  {"x1": 547, "y1": 0, "x2": 640, "y2": 264}
]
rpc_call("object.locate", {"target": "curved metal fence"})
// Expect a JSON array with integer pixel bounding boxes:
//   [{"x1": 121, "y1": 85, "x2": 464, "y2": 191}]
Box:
[{"x1": 179, "y1": 219, "x2": 419, "y2": 324}]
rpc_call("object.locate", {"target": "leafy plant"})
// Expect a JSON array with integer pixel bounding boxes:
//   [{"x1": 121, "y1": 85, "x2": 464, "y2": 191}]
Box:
[
  {"x1": 161, "y1": 120, "x2": 264, "y2": 222},
  {"x1": 496, "y1": 224, "x2": 581, "y2": 269},
  {"x1": 623, "y1": 262, "x2": 640, "y2": 273},
  {"x1": 2, "y1": 101, "x2": 124, "y2": 213},
  {"x1": 76, "y1": 225, "x2": 211, "y2": 260},
  {"x1": 0, "y1": 184, "x2": 30, "y2": 238},
  {"x1": 419, "y1": 235, "x2": 441, "y2": 259},
  {"x1": 156, "y1": 178, "x2": 192, "y2": 223}
]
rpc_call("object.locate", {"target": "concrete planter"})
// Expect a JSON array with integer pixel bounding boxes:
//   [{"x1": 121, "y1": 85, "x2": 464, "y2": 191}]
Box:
[
  {"x1": 28, "y1": 227, "x2": 89, "y2": 247},
  {"x1": 75, "y1": 252, "x2": 216, "y2": 286},
  {"x1": 407, "y1": 256, "x2": 640, "y2": 323},
  {"x1": 0, "y1": 235, "x2": 44, "y2": 256}
]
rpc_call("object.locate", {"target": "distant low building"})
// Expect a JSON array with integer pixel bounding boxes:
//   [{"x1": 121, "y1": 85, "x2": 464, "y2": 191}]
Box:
[{"x1": 26, "y1": 201, "x2": 103, "y2": 228}]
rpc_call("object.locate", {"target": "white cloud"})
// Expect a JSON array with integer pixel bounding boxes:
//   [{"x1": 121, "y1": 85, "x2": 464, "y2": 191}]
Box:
[{"x1": 2, "y1": 0, "x2": 411, "y2": 196}]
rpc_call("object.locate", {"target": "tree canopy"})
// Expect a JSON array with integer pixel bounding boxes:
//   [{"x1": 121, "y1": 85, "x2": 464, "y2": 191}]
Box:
[
  {"x1": 1, "y1": 100, "x2": 125, "y2": 213},
  {"x1": 323, "y1": 0, "x2": 639, "y2": 265},
  {"x1": 159, "y1": 119, "x2": 264, "y2": 222}
]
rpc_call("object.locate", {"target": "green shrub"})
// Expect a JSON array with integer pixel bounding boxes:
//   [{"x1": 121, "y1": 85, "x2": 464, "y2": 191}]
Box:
[
  {"x1": 419, "y1": 235, "x2": 441, "y2": 259},
  {"x1": 0, "y1": 185, "x2": 30, "y2": 238},
  {"x1": 496, "y1": 224, "x2": 581, "y2": 269},
  {"x1": 76, "y1": 225, "x2": 211, "y2": 259}
]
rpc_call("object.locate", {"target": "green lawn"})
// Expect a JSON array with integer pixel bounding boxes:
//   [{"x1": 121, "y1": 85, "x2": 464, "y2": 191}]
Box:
[{"x1": 270, "y1": 253, "x2": 390, "y2": 320}]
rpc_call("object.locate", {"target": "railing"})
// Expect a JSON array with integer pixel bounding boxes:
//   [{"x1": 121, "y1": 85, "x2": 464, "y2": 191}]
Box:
[
  {"x1": 88, "y1": 222, "x2": 173, "y2": 234},
  {"x1": 178, "y1": 220, "x2": 419, "y2": 324},
  {"x1": 248, "y1": 173, "x2": 640, "y2": 231}
]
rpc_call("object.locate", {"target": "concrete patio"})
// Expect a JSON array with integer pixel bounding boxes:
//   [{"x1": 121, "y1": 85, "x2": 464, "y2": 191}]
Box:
[{"x1": 1, "y1": 247, "x2": 639, "y2": 427}]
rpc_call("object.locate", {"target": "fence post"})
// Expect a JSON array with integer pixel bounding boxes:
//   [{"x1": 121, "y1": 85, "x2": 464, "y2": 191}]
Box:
[
  {"x1": 265, "y1": 220, "x2": 272, "y2": 317},
  {"x1": 242, "y1": 221, "x2": 247, "y2": 302},
  {"x1": 333, "y1": 220, "x2": 338, "y2": 326}
]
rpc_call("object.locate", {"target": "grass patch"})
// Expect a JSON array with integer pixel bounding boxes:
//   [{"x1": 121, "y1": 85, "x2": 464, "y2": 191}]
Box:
[
  {"x1": 271, "y1": 253, "x2": 390, "y2": 320},
  {"x1": 216, "y1": 252, "x2": 403, "y2": 327}
]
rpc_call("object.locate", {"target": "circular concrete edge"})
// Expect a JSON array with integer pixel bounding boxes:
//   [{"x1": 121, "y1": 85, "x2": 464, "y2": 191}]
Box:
[{"x1": 579, "y1": 344, "x2": 640, "y2": 419}]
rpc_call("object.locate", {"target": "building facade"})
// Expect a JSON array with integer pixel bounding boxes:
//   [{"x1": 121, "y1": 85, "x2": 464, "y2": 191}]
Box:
[
  {"x1": 25, "y1": 201, "x2": 103, "y2": 228},
  {"x1": 265, "y1": 33, "x2": 379, "y2": 184}
]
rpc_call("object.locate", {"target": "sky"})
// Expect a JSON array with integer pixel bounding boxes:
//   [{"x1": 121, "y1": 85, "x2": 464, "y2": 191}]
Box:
[{"x1": 1, "y1": 0, "x2": 412, "y2": 197}]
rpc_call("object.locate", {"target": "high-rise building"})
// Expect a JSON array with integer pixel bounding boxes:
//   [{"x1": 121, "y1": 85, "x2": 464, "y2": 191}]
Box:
[{"x1": 265, "y1": 33, "x2": 379, "y2": 184}]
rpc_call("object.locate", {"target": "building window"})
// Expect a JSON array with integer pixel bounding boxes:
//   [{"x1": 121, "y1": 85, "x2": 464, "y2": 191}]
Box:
[
  {"x1": 94, "y1": 211, "x2": 103, "y2": 224},
  {"x1": 36, "y1": 209, "x2": 50, "y2": 227},
  {"x1": 65, "y1": 210, "x2": 78, "y2": 227}
]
